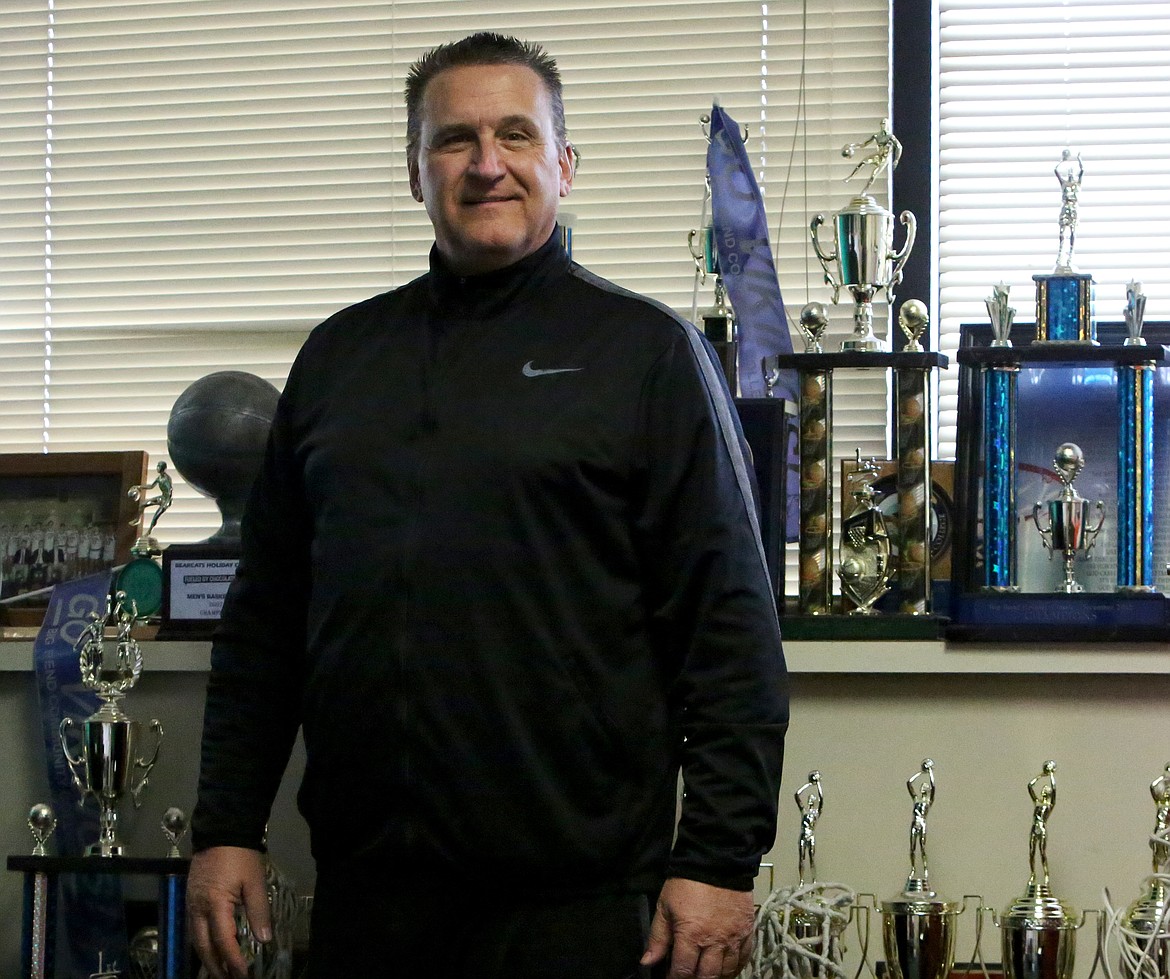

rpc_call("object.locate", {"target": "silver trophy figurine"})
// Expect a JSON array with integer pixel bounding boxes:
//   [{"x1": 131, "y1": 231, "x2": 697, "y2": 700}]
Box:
[
  {"x1": 1109, "y1": 763, "x2": 1170, "y2": 979},
  {"x1": 999, "y1": 761, "x2": 1082, "y2": 979},
  {"x1": 882, "y1": 760, "x2": 960, "y2": 979},
  {"x1": 797, "y1": 771, "x2": 824, "y2": 887},
  {"x1": 1054, "y1": 150, "x2": 1084, "y2": 274},
  {"x1": 28, "y1": 803, "x2": 56, "y2": 856},
  {"x1": 127, "y1": 460, "x2": 173, "y2": 557},
  {"x1": 162, "y1": 806, "x2": 188, "y2": 858},
  {"x1": 780, "y1": 771, "x2": 851, "y2": 979},
  {"x1": 1032, "y1": 443, "x2": 1106, "y2": 593},
  {"x1": 838, "y1": 451, "x2": 893, "y2": 613},
  {"x1": 810, "y1": 119, "x2": 916, "y2": 352},
  {"x1": 986, "y1": 283, "x2": 1017, "y2": 347},
  {"x1": 1124, "y1": 281, "x2": 1148, "y2": 346},
  {"x1": 59, "y1": 592, "x2": 164, "y2": 857},
  {"x1": 1034, "y1": 150, "x2": 1095, "y2": 345},
  {"x1": 799, "y1": 302, "x2": 830, "y2": 355}
]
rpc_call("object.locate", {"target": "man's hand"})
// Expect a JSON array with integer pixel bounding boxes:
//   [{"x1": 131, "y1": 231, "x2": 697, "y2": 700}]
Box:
[
  {"x1": 187, "y1": 845, "x2": 271, "y2": 979},
  {"x1": 640, "y1": 877, "x2": 755, "y2": 979}
]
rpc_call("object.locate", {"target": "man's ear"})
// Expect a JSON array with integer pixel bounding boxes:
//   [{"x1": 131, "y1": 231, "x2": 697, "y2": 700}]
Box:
[
  {"x1": 559, "y1": 142, "x2": 576, "y2": 198},
  {"x1": 408, "y1": 157, "x2": 423, "y2": 203}
]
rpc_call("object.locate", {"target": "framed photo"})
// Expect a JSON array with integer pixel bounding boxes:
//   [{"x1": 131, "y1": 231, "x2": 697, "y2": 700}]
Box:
[{"x1": 0, "y1": 451, "x2": 149, "y2": 622}]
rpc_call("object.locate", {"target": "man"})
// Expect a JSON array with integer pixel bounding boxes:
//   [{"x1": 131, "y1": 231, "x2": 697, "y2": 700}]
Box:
[{"x1": 188, "y1": 32, "x2": 788, "y2": 979}]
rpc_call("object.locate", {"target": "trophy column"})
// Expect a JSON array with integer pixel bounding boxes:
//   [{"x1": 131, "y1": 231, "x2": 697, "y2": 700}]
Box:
[
  {"x1": 799, "y1": 367, "x2": 834, "y2": 614},
  {"x1": 1117, "y1": 281, "x2": 1155, "y2": 593},
  {"x1": 895, "y1": 301, "x2": 933, "y2": 614},
  {"x1": 981, "y1": 362, "x2": 1019, "y2": 591},
  {"x1": 1116, "y1": 361, "x2": 1155, "y2": 592}
]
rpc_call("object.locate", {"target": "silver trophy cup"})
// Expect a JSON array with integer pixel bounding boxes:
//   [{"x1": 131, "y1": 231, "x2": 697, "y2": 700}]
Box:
[
  {"x1": 809, "y1": 121, "x2": 916, "y2": 352},
  {"x1": 1032, "y1": 443, "x2": 1106, "y2": 593},
  {"x1": 59, "y1": 593, "x2": 163, "y2": 857}
]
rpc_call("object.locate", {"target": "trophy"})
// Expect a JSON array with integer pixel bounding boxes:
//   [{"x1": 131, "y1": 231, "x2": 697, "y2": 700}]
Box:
[
  {"x1": 1032, "y1": 443, "x2": 1106, "y2": 593},
  {"x1": 999, "y1": 761, "x2": 1082, "y2": 979},
  {"x1": 59, "y1": 592, "x2": 164, "y2": 856},
  {"x1": 987, "y1": 283, "x2": 1016, "y2": 348},
  {"x1": 119, "y1": 459, "x2": 172, "y2": 619},
  {"x1": 1124, "y1": 280, "x2": 1148, "y2": 347},
  {"x1": 810, "y1": 119, "x2": 916, "y2": 352},
  {"x1": 780, "y1": 771, "x2": 851, "y2": 979},
  {"x1": 28, "y1": 803, "x2": 56, "y2": 856},
  {"x1": 838, "y1": 451, "x2": 893, "y2": 613},
  {"x1": 162, "y1": 806, "x2": 189, "y2": 858},
  {"x1": 1033, "y1": 149, "x2": 1096, "y2": 345},
  {"x1": 1104, "y1": 763, "x2": 1170, "y2": 979},
  {"x1": 689, "y1": 224, "x2": 738, "y2": 390},
  {"x1": 882, "y1": 760, "x2": 960, "y2": 979}
]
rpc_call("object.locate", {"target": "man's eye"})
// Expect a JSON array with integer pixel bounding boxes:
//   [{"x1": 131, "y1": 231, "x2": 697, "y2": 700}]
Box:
[{"x1": 503, "y1": 131, "x2": 531, "y2": 142}]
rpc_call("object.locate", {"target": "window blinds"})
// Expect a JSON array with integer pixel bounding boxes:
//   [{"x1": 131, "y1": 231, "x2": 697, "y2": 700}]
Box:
[
  {"x1": 2, "y1": 0, "x2": 890, "y2": 543},
  {"x1": 935, "y1": 0, "x2": 1170, "y2": 459}
]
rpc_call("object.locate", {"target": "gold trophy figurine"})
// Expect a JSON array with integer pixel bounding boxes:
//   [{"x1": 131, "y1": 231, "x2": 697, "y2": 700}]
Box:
[{"x1": 998, "y1": 761, "x2": 1083, "y2": 979}]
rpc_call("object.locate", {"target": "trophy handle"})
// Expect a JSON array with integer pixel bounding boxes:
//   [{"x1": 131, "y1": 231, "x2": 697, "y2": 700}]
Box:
[
  {"x1": 1032, "y1": 502, "x2": 1054, "y2": 555},
  {"x1": 687, "y1": 228, "x2": 706, "y2": 282},
  {"x1": 886, "y1": 210, "x2": 918, "y2": 301},
  {"x1": 58, "y1": 717, "x2": 90, "y2": 802},
  {"x1": 1084, "y1": 500, "x2": 1107, "y2": 555},
  {"x1": 809, "y1": 214, "x2": 841, "y2": 303},
  {"x1": 131, "y1": 719, "x2": 164, "y2": 808}
]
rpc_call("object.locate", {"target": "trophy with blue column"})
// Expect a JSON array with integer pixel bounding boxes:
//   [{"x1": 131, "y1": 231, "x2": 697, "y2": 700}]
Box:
[
  {"x1": 1117, "y1": 281, "x2": 1156, "y2": 592},
  {"x1": 1033, "y1": 149, "x2": 1096, "y2": 345},
  {"x1": 981, "y1": 284, "x2": 1020, "y2": 591}
]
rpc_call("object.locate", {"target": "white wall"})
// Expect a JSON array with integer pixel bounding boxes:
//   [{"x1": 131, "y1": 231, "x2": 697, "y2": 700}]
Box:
[{"x1": 0, "y1": 646, "x2": 1166, "y2": 978}]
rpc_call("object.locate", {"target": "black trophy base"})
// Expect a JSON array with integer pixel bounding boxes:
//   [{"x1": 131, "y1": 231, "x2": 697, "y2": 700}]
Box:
[
  {"x1": 157, "y1": 541, "x2": 241, "y2": 639},
  {"x1": 945, "y1": 591, "x2": 1170, "y2": 642},
  {"x1": 781, "y1": 610, "x2": 948, "y2": 641}
]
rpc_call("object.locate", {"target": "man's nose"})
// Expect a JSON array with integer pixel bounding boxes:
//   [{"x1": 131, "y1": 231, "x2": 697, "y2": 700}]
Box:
[{"x1": 468, "y1": 137, "x2": 506, "y2": 177}]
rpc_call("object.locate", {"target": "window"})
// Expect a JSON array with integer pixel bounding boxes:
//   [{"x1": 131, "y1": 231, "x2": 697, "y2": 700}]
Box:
[
  {"x1": 2, "y1": 0, "x2": 890, "y2": 543},
  {"x1": 935, "y1": 0, "x2": 1170, "y2": 459}
]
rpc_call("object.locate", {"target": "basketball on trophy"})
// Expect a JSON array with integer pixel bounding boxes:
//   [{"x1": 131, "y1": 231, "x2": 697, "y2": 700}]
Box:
[{"x1": 167, "y1": 370, "x2": 280, "y2": 544}]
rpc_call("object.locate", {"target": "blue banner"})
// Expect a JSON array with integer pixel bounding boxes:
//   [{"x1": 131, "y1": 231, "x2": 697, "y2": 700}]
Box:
[
  {"x1": 706, "y1": 104, "x2": 798, "y2": 402},
  {"x1": 707, "y1": 104, "x2": 801, "y2": 542},
  {"x1": 35, "y1": 573, "x2": 129, "y2": 977}
]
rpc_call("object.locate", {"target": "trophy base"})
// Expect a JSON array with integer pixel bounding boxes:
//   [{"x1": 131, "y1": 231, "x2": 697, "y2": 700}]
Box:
[
  {"x1": 1033, "y1": 272, "x2": 1095, "y2": 345},
  {"x1": 85, "y1": 840, "x2": 127, "y2": 858},
  {"x1": 781, "y1": 609, "x2": 947, "y2": 640},
  {"x1": 841, "y1": 335, "x2": 885, "y2": 353},
  {"x1": 946, "y1": 591, "x2": 1170, "y2": 642}
]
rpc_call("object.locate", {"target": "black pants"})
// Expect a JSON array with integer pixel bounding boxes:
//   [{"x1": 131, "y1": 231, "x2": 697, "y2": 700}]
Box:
[{"x1": 309, "y1": 867, "x2": 663, "y2": 978}]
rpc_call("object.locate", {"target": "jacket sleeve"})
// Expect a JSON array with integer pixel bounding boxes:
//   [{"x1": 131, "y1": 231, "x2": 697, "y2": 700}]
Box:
[
  {"x1": 633, "y1": 327, "x2": 789, "y2": 891},
  {"x1": 190, "y1": 361, "x2": 313, "y2": 853}
]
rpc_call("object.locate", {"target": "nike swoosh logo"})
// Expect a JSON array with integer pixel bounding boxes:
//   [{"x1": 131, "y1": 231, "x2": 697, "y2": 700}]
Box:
[{"x1": 522, "y1": 361, "x2": 583, "y2": 377}]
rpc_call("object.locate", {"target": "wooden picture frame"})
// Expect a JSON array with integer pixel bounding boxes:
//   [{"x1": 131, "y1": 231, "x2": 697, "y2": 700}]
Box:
[{"x1": 0, "y1": 451, "x2": 149, "y2": 625}]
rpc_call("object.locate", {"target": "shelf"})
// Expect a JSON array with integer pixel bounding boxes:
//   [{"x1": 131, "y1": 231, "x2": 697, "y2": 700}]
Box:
[
  {"x1": 1, "y1": 637, "x2": 1167, "y2": 676},
  {"x1": 783, "y1": 638, "x2": 1170, "y2": 674},
  {"x1": 0, "y1": 639, "x2": 210, "y2": 672}
]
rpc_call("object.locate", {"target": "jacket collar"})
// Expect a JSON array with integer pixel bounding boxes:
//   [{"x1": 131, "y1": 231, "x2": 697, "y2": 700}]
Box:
[{"x1": 426, "y1": 228, "x2": 570, "y2": 319}]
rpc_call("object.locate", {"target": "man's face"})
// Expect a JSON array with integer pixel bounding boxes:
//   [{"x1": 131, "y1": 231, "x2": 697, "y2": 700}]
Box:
[{"x1": 409, "y1": 63, "x2": 573, "y2": 275}]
